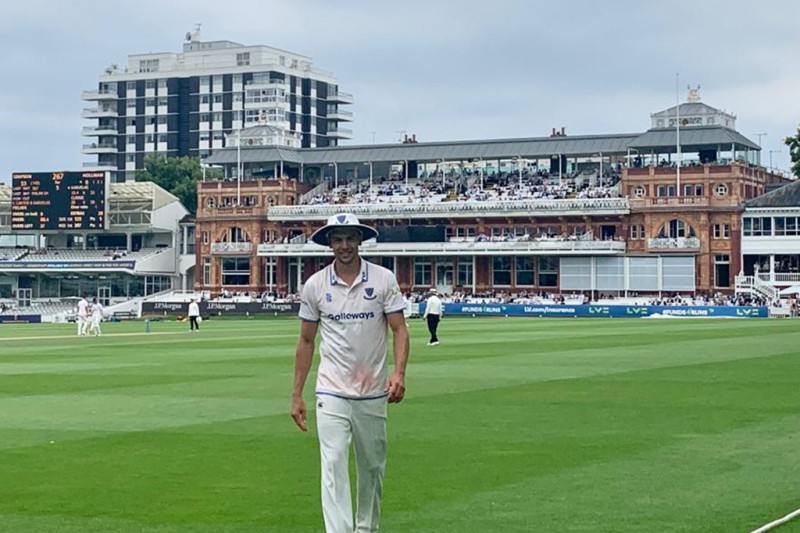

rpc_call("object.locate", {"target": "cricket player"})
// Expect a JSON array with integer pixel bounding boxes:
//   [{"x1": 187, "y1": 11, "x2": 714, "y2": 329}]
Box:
[
  {"x1": 77, "y1": 295, "x2": 90, "y2": 335},
  {"x1": 88, "y1": 297, "x2": 104, "y2": 337},
  {"x1": 292, "y1": 213, "x2": 410, "y2": 533}
]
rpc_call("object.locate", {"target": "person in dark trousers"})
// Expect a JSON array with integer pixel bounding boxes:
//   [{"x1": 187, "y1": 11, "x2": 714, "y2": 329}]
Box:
[
  {"x1": 188, "y1": 298, "x2": 200, "y2": 332},
  {"x1": 423, "y1": 288, "x2": 443, "y2": 346}
]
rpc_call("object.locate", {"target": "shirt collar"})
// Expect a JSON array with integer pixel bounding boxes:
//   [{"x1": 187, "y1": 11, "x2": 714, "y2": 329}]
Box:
[{"x1": 329, "y1": 259, "x2": 369, "y2": 286}]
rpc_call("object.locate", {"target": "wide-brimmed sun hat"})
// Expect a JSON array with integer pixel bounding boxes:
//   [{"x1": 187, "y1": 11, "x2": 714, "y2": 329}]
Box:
[{"x1": 310, "y1": 213, "x2": 378, "y2": 246}]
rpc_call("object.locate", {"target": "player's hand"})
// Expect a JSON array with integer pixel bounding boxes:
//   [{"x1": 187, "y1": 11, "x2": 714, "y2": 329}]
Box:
[
  {"x1": 291, "y1": 395, "x2": 308, "y2": 431},
  {"x1": 385, "y1": 372, "x2": 406, "y2": 404}
]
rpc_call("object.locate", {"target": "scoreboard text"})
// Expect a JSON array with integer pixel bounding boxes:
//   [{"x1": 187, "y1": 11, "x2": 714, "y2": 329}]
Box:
[{"x1": 11, "y1": 171, "x2": 107, "y2": 230}]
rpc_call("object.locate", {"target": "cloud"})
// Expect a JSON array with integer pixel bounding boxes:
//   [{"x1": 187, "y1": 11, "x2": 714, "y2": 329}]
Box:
[{"x1": 0, "y1": 0, "x2": 798, "y2": 182}]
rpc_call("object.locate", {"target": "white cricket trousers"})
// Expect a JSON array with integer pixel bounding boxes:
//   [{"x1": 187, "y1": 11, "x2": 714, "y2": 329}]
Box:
[{"x1": 316, "y1": 394, "x2": 387, "y2": 533}]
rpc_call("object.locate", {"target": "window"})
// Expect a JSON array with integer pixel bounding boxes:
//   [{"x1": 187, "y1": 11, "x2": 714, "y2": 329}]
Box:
[
  {"x1": 492, "y1": 256, "x2": 512, "y2": 286},
  {"x1": 629, "y1": 225, "x2": 638, "y2": 239},
  {"x1": 126, "y1": 136, "x2": 135, "y2": 144},
  {"x1": 539, "y1": 257, "x2": 558, "y2": 287},
  {"x1": 236, "y1": 52, "x2": 251, "y2": 66},
  {"x1": 200, "y1": 113, "x2": 210, "y2": 122},
  {"x1": 157, "y1": 116, "x2": 168, "y2": 125},
  {"x1": 515, "y1": 257, "x2": 535, "y2": 286},
  {"x1": 145, "y1": 80, "x2": 156, "y2": 89},
  {"x1": 200, "y1": 95, "x2": 210, "y2": 104},
  {"x1": 158, "y1": 79, "x2": 167, "y2": 89},
  {"x1": 435, "y1": 259, "x2": 453, "y2": 288},
  {"x1": 126, "y1": 81, "x2": 136, "y2": 90},
  {"x1": 212, "y1": 112, "x2": 222, "y2": 122},
  {"x1": 774, "y1": 217, "x2": 799, "y2": 236},
  {"x1": 714, "y1": 183, "x2": 728, "y2": 196},
  {"x1": 714, "y1": 254, "x2": 730, "y2": 288},
  {"x1": 684, "y1": 184, "x2": 703, "y2": 196},
  {"x1": 713, "y1": 224, "x2": 730, "y2": 239},
  {"x1": 744, "y1": 217, "x2": 772, "y2": 237},
  {"x1": 158, "y1": 97, "x2": 168, "y2": 106},
  {"x1": 213, "y1": 94, "x2": 223, "y2": 104},
  {"x1": 138, "y1": 59, "x2": 159, "y2": 73},
  {"x1": 206, "y1": 197, "x2": 216, "y2": 209},
  {"x1": 233, "y1": 74, "x2": 243, "y2": 84},
  {"x1": 414, "y1": 257, "x2": 432, "y2": 287},
  {"x1": 127, "y1": 100, "x2": 137, "y2": 108},
  {"x1": 457, "y1": 258, "x2": 473, "y2": 286},
  {"x1": 202, "y1": 231, "x2": 209, "y2": 244},
  {"x1": 658, "y1": 219, "x2": 696, "y2": 239},
  {"x1": 157, "y1": 133, "x2": 168, "y2": 143},
  {"x1": 657, "y1": 184, "x2": 676, "y2": 197},
  {"x1": 264, "y1": 257, "x2": 276, "y2": 289},
  {"x1": 222, "y1": 257, "x2": 250, "y2": 286},
  {"x1": 633, "y1": 185, "x2": 646, "y2": 198},
  {"x1": 203, "y1": 257, "x2": 211, "y2": 285}
]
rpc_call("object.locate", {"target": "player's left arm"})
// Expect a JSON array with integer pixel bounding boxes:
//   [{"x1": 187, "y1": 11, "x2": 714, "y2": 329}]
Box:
[{"x1": 385, "y1": 311, "x2": 409, "y2": 403}]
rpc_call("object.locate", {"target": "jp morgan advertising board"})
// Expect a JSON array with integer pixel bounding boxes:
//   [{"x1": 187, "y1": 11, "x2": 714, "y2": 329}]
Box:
[
  {"x1": 142, "y1": 301, "x2": 299, "y2": 316},
  {"x1": 418, "y1": 303, "x2": 768, "y2": 318}
]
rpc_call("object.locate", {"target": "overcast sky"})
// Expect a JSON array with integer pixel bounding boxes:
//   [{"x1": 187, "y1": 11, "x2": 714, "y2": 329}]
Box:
[{"x1": 0, "y1": 0, "x2": 798, "y2": 183}]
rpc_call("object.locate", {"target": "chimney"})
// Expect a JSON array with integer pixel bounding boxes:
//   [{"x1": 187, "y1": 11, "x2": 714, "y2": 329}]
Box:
[
  {"x1": 552, "y1": 127, "x2": 556, "y2": 136},
  {"x1": 561, "y1": 127, "x2": 565, "y2": 136}
]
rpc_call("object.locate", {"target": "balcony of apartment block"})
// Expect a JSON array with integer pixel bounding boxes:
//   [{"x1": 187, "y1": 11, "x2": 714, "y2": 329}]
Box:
[
  {"x1": 81, "y1": 89, "x2": 118, "y2": 101},
  {"x1": 82, "y1": 161, "x2": 117, "y2": 172},
  {"x1": 81, "y1": 106, "x2": 119, "y2": 119},
  {"x1": 646, "y1": 237, "x2": 701, "y2": 252},
  {"x1": 327, "y1": 109, "x2": 354, "y2": 122},
  {"x1": 82, "y1": 142, "x2": 118, "y2": 155},
  {"x1": 327, "y1": 127, "x2": 353, "y2": 139},
  {"x1": 82, "y1": 125, "x2": 118, "y2": 137},
  {"x1": 328, "y1": 91, "x2": 354, "y2": 104}
]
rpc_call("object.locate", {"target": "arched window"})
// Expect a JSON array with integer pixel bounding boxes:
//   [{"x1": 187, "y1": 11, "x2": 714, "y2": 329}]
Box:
[
  {"x1": 218, "y1": 226, "x2": 251, "y2": 243},
  {"x1": 657, "y1": 219, "x2": 696, "y2": 239}
]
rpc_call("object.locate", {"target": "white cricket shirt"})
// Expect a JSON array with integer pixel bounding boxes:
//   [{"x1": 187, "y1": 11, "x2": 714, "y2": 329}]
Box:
[
  {"x1": 77, "y1": 299, "x2": 89, "y2": 317},
  {"x1": 424, "y1": 295, "x2": 443, "y2": 316},
  {"x1": 298, "y1": 259, "x2": 405, "y2": 399}
]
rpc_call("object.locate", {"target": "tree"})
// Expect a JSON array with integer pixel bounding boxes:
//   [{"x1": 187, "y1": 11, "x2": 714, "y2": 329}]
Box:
[
  {"x1": 136, "y1": 155, "x2": 219, "y2": 214},
  {"x1": 784, "y1": 126, "x2": 800, "y2": 178}
]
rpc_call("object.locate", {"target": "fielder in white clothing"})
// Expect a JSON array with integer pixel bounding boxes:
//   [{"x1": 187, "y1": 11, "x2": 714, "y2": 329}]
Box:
[
  {"x1": 292, "y1": 213, "x2": 410, "y2": 533},
  {"x1": 77, "y1": 295, "x2": 90, "y2": 336},
  {"x1": 89, "y1": 298, "x2": 104, "y2": 336}
]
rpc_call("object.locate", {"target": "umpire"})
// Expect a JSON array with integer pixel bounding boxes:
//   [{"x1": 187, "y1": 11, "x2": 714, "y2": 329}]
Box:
[{"x1": 423, "y1": 288, "x2": 443, "y2": 346}]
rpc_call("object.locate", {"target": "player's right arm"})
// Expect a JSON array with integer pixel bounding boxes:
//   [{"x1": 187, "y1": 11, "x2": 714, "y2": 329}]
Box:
[
  {"x1": 291, "y1": 320, "x2": 318, "y2": 432},
  {"x1": 292, "y1": 281, "x2": 320, "y2": 432}
]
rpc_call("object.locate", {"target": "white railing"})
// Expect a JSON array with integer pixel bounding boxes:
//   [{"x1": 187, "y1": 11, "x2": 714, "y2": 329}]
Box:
[
  {"x1": 757, "y1": 273, "x2": 800, "y2": 283},
  {"x1": 647, "y1": 237, "x2": 700, "y2": 250},
  {"x1": 257, "y1": 239, "x2": 626, "y2": 257},
  {"x1": 210, "y1": 242, "x2": 252, "y2": 254},
  {"x1": 268, "y1": 197, "x2": 630, "y2": 221},
  {"x1": 299, "y1": 180, "x2": 329, "y2": 205},
  {"x1": 735, "y1": 275, "x2": 780, "y2": 302}
]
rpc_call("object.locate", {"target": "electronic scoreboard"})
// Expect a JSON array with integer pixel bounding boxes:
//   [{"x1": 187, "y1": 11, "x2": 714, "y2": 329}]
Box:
[{"x1": 11, "y1": 171, "x2": 108, "y2": 231}]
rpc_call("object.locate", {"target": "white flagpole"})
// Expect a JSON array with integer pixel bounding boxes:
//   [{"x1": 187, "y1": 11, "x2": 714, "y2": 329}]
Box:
[{"x1": 676, "y1": 73, "x2": 681, "y2": 197}]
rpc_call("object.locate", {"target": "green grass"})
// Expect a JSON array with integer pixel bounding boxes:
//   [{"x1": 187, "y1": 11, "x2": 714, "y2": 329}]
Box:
[{"x1": 0, "y1": 317, "x2": 799, "y2": 532}]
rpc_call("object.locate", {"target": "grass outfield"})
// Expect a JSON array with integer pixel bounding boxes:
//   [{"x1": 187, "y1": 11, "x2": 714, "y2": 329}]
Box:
[{"x1": 0, "y1": 317, "x2": 799, "y2": 532}]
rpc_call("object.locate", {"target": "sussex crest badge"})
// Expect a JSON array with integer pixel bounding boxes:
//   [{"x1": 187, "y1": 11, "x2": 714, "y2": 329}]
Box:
[
  {"x1": 336, "y1": 214, "x2": 347, "y2": 224},
  {"x1": 364, "y1": 287, "x2": 377, "y2": 300}
]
